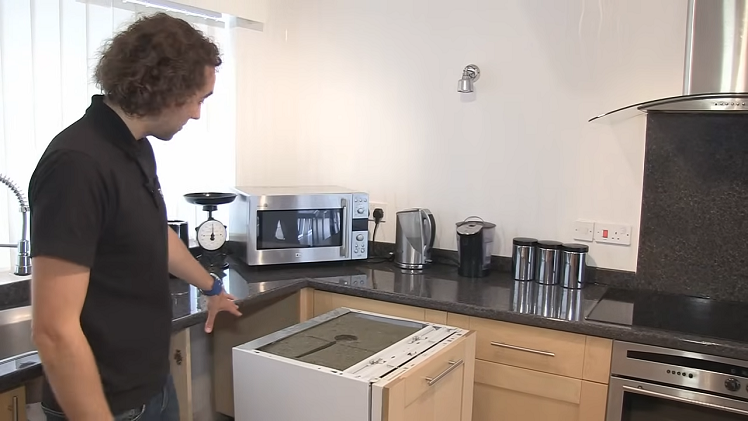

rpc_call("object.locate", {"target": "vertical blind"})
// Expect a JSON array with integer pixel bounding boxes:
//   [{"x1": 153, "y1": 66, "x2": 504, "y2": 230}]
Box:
[{"x1": 0, "y1": 0, "x2": 237, "y2": 271}]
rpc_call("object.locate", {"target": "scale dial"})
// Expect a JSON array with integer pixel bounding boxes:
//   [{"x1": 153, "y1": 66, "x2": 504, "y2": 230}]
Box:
[{"x1": 196, "y1": 219, "x2": 227, "y2": 251}]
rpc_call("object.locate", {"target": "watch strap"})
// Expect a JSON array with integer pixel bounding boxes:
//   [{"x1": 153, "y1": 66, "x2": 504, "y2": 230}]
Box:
[{"x1": 202, "y1": 273, "x2": 223, "y2": 296}]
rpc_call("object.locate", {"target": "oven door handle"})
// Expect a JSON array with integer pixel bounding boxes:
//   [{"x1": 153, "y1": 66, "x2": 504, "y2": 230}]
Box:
[
  {"x1": 340, "y1": 198, "x2": 349, "y2": 258},
  {"x1": 622, "y1": 385, "x2": 748, "y2": 417}
]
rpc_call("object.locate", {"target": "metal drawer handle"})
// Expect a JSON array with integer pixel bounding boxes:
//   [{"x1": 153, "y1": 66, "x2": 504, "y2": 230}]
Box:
[
  {"x1": 622, "y1": 385, "x2": 748, "y2": 417},
  {"x1": 425, "y1": 359, "x2": 464, "y2": 386},
  {"x1": 11, "y1": 396, "x2": 18, "y2": 421},
  {"x1": 491, "y1": 341, "x2": 555, "y2": 357}
]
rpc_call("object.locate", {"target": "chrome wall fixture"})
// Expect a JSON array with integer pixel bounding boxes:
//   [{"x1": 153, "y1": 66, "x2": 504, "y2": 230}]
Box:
[{"x1": 458, "y1": 64, "x2": 480, "y2": 93}]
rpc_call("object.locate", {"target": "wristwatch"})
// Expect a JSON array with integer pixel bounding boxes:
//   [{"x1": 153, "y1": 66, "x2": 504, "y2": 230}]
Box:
[{"x1": 201, "y1": 273, "x2": 224, "y2": 296}]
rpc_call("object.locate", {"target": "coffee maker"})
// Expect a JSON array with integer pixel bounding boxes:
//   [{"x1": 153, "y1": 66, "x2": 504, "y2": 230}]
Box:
[
  {"x1": 456, "y1": 217, "x2": 496, "y2": 277},
  {"x1": 394, "y1": 208, "x2": 436, "y2": 270}
]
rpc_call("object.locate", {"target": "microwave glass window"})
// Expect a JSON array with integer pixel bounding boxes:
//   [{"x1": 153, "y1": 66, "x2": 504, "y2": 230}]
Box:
[
  {"x1": 257, "y1": 209, "x2": 342, "y2": 250},
  {"x1": 621, "y1": 389, "x2": 747, "y2": 421}
]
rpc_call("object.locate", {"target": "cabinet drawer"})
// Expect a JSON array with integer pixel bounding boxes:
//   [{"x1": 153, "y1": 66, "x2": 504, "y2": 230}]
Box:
[
  {"x1": 469, "y1": 317, "x2": 586, "y2": 378},
  {"x1": 0, "y1": 386, "x2": 26, "y2": 421},
  {"x1": 473, "y1": 360, "x2": 608, "y2": 421},
  {"x1": 402, "y1": 333, "x2": 470, "y2": 407}
]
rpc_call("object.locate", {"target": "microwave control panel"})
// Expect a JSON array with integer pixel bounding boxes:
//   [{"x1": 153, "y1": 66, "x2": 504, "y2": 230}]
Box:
[{"x1": 352, "y1": 193, "x2": 369, "y2": 260}]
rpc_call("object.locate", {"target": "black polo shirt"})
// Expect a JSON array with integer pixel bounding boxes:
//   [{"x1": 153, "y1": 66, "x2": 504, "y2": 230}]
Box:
[{"x1": 28, "y1": 95, "x2": 172, "y2": 414}]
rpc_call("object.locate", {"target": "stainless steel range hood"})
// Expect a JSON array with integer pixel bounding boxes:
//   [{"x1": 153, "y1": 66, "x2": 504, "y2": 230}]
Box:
[{"x1": 589, "y1": 0, "x2": 748, "y2": 123}]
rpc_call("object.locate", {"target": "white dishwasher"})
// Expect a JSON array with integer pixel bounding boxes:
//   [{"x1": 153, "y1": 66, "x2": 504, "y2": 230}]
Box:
[{"x1": 232, "y1": 307, "x2": 471, "y2": 421}]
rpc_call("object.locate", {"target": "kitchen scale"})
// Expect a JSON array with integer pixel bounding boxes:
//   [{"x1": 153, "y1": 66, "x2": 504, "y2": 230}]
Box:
[{"x1": 184, "y1": 192, "x2": 236, "y2": 270}]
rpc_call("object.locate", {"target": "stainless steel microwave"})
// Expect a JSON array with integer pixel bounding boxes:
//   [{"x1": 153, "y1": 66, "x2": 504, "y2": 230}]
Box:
[{"x1": 228, "y1": 186, "x2": 369, "y2": 266}]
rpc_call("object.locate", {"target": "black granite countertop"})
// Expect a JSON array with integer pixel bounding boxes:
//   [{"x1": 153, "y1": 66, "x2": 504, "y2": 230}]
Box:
[{"x1": 3, "y1": 256, "x2": 748, "y2": 392}]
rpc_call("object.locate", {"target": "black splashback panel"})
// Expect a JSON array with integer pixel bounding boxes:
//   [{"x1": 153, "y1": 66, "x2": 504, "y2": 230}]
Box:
[{"x1": 637, "y1": 113, "x2": 748, "y2": 302}]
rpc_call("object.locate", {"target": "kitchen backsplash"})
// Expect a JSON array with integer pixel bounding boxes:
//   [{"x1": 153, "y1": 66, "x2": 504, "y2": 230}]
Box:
[
  {"x1": 624, "y1": 113, "x2": 748, "y2": 302},
  {"x1": 235, "y1": 0, "x2": 689, "y2": 272}
]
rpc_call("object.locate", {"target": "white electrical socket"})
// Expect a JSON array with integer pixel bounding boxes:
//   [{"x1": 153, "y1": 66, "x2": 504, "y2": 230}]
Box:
[
  {"x1": 594, "y1": 223, "x2": 632, "y2": 245},
  {"x1": 368, "y1": 202, "x2": 387, "y2": 222},
  {"x1": 573, "y1": 220, "x2": 595, "y2": 242}
]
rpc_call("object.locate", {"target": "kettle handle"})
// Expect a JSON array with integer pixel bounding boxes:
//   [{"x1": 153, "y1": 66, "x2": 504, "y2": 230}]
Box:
[{"x1": 422, "y1": 211, "x2": 436, "y2": 257}]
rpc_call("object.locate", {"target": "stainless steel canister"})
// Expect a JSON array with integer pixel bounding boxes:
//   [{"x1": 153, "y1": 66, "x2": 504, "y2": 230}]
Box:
[
  {"x1": 512, "y1": 237, "x2": 538, "y2": 281},
  {"x1": 560, "y1": 243, "x2": 589, "y2": 289},
  {"x1": 535, "y1": 240, "x2": 562, "y2": 285}
]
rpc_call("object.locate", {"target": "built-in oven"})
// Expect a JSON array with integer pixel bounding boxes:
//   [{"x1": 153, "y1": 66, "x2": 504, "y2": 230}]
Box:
[
  {"x1": 228, "y1": 186, "x2": 369, "y2": 266},
  {"x1": 607, "y1": 341, "x2": 748, "y2": 420}
]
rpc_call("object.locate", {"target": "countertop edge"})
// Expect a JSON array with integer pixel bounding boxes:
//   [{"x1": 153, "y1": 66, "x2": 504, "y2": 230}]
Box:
[{"x1": 5, "y1": 275, "x2": 748, "y2": 392}]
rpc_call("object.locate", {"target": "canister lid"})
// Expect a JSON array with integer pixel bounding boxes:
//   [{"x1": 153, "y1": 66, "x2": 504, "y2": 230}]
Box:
[
  {"x1": 562, "y1": 243, "x2": 589, "y2": 253},
  {"x1": 536, "y1": 240, "x2": 563, "y2": 249},
  {"x1": 512, "y1": 237, "x2": 538, "y2": 246},
  {"x1": 456, "y1": 217, "x2": 496, "y2": 236}
]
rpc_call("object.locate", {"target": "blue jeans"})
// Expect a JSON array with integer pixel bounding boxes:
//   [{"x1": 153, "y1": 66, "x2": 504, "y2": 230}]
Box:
[{"x1": 42, "y1": 374, "x2": 180, "y2": 421}]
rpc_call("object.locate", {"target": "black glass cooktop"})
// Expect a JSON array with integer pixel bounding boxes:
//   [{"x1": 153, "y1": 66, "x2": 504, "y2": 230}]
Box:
[{"x1": 586, "y1": 287, "x2": 748, "y2": 344}]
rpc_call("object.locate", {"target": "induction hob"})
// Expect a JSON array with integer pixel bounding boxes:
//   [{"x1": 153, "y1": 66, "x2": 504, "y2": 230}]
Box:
[{"x1": 586, "y1": 287, "x2": 748, "y2": 344}]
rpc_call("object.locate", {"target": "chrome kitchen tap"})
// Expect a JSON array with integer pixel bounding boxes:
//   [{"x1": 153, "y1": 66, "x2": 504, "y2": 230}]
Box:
[{"x1": 0, "y1": 174, "x2": 31, "y2": 276}]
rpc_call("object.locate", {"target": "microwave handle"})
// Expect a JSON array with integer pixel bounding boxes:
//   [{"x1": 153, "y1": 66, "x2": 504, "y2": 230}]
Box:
[{"x1": 340, "y1": 198, "x2": 349, "y2": 257}]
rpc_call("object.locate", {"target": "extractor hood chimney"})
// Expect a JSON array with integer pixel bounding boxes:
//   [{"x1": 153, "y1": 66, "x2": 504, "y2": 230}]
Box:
[{"x1": 589, "y1": 0, "x2": 748, "y2": 123}]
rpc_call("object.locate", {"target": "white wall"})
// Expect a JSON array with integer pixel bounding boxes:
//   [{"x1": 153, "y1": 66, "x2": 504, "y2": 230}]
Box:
[{"x1": 233, "y1": 0, "x2": 689, "y2": 271}]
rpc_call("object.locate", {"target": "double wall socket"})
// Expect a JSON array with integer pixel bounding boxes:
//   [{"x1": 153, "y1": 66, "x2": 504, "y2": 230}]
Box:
[
  {"x1": 368, "y1": 202, "x2": 387, "y2": 222},
  {"x1": 594, "y1": 223, "x2": 632, "y2": 245},
  {"x1": 574, "y1": 220, "x2": 632, "y2": 246}
]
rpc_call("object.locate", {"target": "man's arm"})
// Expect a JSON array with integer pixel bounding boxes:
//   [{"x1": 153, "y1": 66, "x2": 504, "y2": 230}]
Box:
[
  {"x1": 31, "y1": 256, "x2": 113, "y2": 421},
  {"x1": 166, "y1": 228, "x2": 213, "y2": 290},
  {"x1": 27, "y1": 150, "x2": 113, "y2": 419}
]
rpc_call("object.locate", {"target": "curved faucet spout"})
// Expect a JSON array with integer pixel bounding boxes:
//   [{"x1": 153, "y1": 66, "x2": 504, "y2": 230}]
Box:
[{"x1": 0, "y1": 174, "x2": 31, "y2": 276}]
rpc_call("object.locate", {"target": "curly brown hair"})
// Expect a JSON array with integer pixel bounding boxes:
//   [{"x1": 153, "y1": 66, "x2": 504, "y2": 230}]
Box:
[{"x1": 94, "y1": 12, "x2": 222, "y2": 117}]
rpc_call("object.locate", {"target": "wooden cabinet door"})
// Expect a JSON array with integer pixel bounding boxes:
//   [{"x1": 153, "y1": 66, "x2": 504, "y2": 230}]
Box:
[
  {"x1": 0, "y1": 386, "x2": 25, "y2": 421},
  {"x1": 170, "y1": 329, "x2": 193, "y2": 421},
  {"x1": 374, "y1": 331, "x2": 476, "y2": 421}
]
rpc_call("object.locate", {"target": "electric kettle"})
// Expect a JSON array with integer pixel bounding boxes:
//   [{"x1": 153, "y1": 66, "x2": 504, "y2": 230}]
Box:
[{"x1": 394, "y1": 208, "x2": 436, "y2": 270}]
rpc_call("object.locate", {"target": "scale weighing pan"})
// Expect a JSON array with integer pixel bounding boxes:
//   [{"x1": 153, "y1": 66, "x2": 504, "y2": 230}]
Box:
[{"x1": 183, "y1": 192, "x2": 237, "y2": 206}]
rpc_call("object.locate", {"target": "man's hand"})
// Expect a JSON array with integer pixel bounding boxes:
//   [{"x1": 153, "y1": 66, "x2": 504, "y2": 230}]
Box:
[
  {"x1": 204, "y1": 290, "x2": 242, "y2": 333},
  {"x1": 166, "y1": 228, "x2": 243, "y2": 332}
]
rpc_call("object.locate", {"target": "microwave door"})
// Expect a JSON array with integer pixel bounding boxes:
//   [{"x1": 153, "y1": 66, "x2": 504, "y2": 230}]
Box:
[{"x1": 252, "y1": 195, "x2": 352, "y2": 264}]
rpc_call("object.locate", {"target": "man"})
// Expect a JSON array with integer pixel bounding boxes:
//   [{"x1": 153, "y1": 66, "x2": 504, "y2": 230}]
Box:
[{"x1": 28, "y1": 12, "x2": 241, "y2": 421}]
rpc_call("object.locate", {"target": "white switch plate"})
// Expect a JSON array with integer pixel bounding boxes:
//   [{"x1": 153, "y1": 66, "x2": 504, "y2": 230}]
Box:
[
  {"x1": 594, "y1": 223, "x2": 632, "y2": 245},
  {"x1": 368, "y1": 202, "x2": 387, "y2": 223},
  {"x1": 573, "y1": 220, "x2": 595, "y2": 242}
]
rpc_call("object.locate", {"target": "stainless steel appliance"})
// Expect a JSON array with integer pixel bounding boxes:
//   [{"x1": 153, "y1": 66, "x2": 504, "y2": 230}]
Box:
[
  {"x1": 455, "y1": 217, "x2": 495, "y2": 278},
  {"x1": 394, "y1": 208, "x2": 435, "y2": 270},
  {"x1": 590, "y1": 0, "x2": 748, "y2": 123},
  {"x1": 232, "y1": 307, "x2": 471, "y2": 421},
  {"x1": 228, "y1": 186, "x2": 369, "y2": 266},
  {"x1": 606, "y1": 341, "x2": 748, "y2": 420}
]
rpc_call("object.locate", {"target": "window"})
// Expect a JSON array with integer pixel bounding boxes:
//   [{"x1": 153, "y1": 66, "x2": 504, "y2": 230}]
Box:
[{"x1": 0, "y1": 0, "x2": 237, "y2": 271}]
